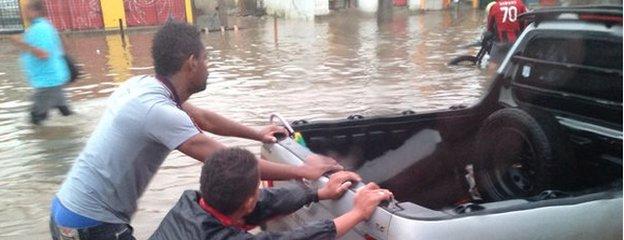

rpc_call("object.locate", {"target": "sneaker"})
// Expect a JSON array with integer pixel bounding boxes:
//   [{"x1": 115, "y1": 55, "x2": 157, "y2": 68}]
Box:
[{"x1": 58, "y1": 106, "x2": 73, "y2": 116}]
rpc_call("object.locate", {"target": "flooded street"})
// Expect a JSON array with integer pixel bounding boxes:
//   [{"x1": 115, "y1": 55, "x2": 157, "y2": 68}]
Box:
[{"x1": 0, "y1": 8, "x2": 491, "y2": 239}]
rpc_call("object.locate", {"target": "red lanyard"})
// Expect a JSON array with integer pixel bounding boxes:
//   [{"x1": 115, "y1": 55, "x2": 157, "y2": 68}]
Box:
[
  {"x1": 154, "y1": 74, "x2": 202, "y2": 132},
  {"x1": 199, "y1": 197, "x2": 257, "y2": 231}
]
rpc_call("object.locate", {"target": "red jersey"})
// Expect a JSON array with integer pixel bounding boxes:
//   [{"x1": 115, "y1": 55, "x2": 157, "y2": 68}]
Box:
[{"x1": 487, "y1": 0, "x2": 527, "y2": 43}]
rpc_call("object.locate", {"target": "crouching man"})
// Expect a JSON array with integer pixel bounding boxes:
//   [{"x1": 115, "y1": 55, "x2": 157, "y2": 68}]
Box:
[{"x1": 150, "y1": 148, "x2": 393, "y2": 239}]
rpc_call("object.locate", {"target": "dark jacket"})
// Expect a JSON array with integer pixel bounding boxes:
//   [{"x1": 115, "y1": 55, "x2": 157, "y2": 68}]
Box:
[{"x1": 149, "y1": 183, "x2": 337, "y2": 240}]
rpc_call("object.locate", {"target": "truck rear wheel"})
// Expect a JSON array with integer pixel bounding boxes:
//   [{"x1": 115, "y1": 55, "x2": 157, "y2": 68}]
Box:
[{"x1": 474, "y1": 108, "x2": 576, "y2": 201}]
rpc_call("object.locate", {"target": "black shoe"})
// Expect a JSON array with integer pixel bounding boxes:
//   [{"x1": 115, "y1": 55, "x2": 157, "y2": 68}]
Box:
[
  {"x1": 30, "y1": 112, "x2": 48, "y2": 125},
  {"x1": 58, "y1": 106, "x2": 73, "y2": 116}
]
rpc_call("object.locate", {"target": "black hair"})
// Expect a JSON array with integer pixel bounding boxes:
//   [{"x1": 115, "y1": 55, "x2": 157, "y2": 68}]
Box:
[
  {"x1": 151, "y1": 21, "x2": 203, "y2": 77},
  {"x1": 28, "y1": 0, "x2": 45, "y2": 14},
  {"x1": 200, "y1": 148, "x2": 260, "y2": 215}
]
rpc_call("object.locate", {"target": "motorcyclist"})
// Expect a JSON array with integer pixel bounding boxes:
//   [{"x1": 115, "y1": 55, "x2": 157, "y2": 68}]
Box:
[{"x1": 486, "y1": 0, "x2": 528, "y2": 70}]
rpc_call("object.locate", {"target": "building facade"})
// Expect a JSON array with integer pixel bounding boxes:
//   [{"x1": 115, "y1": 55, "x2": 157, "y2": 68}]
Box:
[{"x1": 8, "y1": 0, "x2": 194, "y2": 31}]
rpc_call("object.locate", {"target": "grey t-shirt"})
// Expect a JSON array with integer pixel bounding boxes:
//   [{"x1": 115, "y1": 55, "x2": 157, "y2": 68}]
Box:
[{"x1": 56, "y1": 75, "x2": 200, "y2": 224}]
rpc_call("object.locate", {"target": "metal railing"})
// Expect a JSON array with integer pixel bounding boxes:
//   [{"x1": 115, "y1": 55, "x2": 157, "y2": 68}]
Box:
[{"x1": 0, "y1": 0, "x2": 23, "y2": 33}]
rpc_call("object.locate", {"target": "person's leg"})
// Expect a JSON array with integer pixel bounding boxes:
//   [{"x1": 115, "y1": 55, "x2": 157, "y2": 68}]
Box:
[
  {"x1": 58, "y1": 106, "x2": 73, "y2": 116},
  {"x1": 30, "y1": 89, "x2": 49, "y2": 125},
  {"x1": 54, "y1": 86, "x2": 73, "y2": 116},
  {"x1": 487, "y1": 61, "x2": 499, "y2": 75},
  {"x1": 49, "y1": 215, "x2": 61, "y2": 240},
  {"x1": 487, "y1": 41, "x2": 509, "y2": 75},
  {"x1": 30, "y1": 111, "x2": 48, "y2": 125}
]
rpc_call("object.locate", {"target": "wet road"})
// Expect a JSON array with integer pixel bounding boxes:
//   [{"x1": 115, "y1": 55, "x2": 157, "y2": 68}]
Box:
[{"x1": 0, "y1": 8, "x2": 491, "y2": 239}]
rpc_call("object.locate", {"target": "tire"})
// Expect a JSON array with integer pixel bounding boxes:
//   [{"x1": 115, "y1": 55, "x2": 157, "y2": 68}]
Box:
[
  {"x1": 448, "y1": 55, "x2": 478, "y2": 66},
  {"x1": 473, "y1": 108, "x2": 576, "y2": 201}
]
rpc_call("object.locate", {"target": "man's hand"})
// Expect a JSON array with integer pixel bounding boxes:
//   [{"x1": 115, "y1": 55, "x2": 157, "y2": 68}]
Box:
[
  {"x1": 257, "y1": 124, "x2": 287, "y2": 143},
  {"x1": 351, "y1": 183, "x2": 393, "y2": 221},
  {"x1": 32, "y1": 48, "x2": 49, "y2": 59},
  {"x1": 9, "y1": 35, "x2": 48, "y2": 59},
  {"x1": 298, "y1": 154, "x2": 344, "y2": 180},
  {"x1": 317, "y1": 171, "x2": 362, "y2": 200}
]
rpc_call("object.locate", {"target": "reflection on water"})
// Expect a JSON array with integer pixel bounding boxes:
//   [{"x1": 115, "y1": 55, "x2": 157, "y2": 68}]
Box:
[{"x1": 0, "y1": 8, "x2": 490, "y2": 239}]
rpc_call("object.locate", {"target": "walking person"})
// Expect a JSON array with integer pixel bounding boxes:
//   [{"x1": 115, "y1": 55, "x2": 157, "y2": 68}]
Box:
[
  {"x1": 49, "y1": 21, "x2": 342, "y2": 240},
  {"x1": 10, "y1": 0, "x2": 73, "y2": 125}
]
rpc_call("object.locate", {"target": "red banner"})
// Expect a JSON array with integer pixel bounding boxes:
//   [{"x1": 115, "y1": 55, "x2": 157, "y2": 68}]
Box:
[
  {"x1": 393, "y1": 0, "x2": 408, "y2": 6},
  {"x1": 44, "y1": 0, "x2": 103, "y2": 31},
  {"x1": 124, "y1": 0, "x2": 187, "y2": 27}
]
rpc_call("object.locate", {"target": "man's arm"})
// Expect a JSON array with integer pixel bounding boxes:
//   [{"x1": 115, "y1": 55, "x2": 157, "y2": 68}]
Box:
[
  {"x1": 239, "y1": 185, "x2": 391, "y2": 240},
  {"x1": 246, "y1": 171, "x2": 359, "y2": 224},
  {"x1": 180, "y1": 102, "x2": 342, "y2": 179},
  {"x1": 177, "y1": 132, "x2": 342, "y2": 180},
  {"x1": 182, "y1": 102, "x2": 284, "y2": 143},
  {"x1": 9, "y1": 35, "x2": 48, "y2": 59},
  {"x1": 258, "y1": 159, "x2": 303, "y2": 180},
  {"x1": 487, "y1": 14, "x2": 495, "y2": 33},
  {"x1": 333, "y1": 183, "x2": 392, "y2": 237},
  {"x1": 244, "y1": 183, "x2": 318, "y2": 225},
  {"x1": 177, "y1": 133, "x2": 226, "y2": 162},
  {"x1": 258, "y1": 154, "x2": 343, "y2": 180}
]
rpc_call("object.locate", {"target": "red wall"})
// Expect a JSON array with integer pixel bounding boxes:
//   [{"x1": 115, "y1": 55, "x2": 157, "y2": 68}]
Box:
[
  {"x1": 393, "y1": 0, "x2": 408, "y2": 6},
  {"x1": 124, "y1": 0, "x2": 187, "y2": 27},
  {"x1": 44, "y1": 0, "x2": 104, "y2": 31}
]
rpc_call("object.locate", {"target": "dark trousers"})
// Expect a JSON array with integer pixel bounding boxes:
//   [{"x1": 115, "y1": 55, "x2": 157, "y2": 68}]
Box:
[
  {"x1": 489, "y1": 41, "x2": 512, "y2": 64},
  {"x1": 50, "y1": 216, "x2": 135, "y2": 240},
  {"x1": 30, "y1": 86, "x2": 73, "y2": 125}
]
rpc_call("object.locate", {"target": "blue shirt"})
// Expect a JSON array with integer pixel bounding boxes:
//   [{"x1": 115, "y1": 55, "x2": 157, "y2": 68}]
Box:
[
  {"x1": 20, "y1": 17, "x2": 69, "y2": 88},
  {"x1": 56, "y1": 76, "x2": 200, "y2": 224}
]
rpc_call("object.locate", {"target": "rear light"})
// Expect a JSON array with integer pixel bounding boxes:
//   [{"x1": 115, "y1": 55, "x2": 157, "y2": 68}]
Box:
[
  {"x1": 364, "y1": 234, "x2": 377, "y2": 240},
  {"x1": 579, "y1": 14, "x2": 623, "y2": 24},
  {"x1": 261, "y1": 181, "x2": 274, "y2": 188}
]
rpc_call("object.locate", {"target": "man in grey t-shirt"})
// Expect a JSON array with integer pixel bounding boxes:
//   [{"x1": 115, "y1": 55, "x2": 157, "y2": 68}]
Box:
[{"x1": 49, "y1": 21, "x2": 342, "y2": 240}]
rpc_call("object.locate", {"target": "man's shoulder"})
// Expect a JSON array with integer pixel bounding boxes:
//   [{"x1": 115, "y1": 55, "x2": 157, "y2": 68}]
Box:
[
  {"x1": 488, "y1": 2, "x2": 500, "y2": 14},
  {"x1": 117, "y1": 75, "x2": 169, "y2": 99},
  {"x1": 124, "y1": 75, "x2": 157, "y2": 86},
  {"x1": 177, "y1": 190, "x2": 201, "y2": 205},
  {"x1": 486, "y1": 1, "x2": 497, "y2": 12},
  {"x1": 108, "y1": 75, "x2": 175, "y2": 112},
  {"x1": 150, "y1": 190, "x2": 226, "y2": 240},
  {"x1": 163, "y1": 190, "x2": 205, "y2": 219},
  {"x1": 28, "y1": 18, "x2": 55, "y2": 33}
]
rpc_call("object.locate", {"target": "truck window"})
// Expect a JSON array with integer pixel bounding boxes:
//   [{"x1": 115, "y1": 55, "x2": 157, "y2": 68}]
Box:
[
  {"x1": 515, "y1": 37, "x2": 622, "y2": 103},
  {"x1": 510, "y1": 36, "x2": 622, "y2": 124}
]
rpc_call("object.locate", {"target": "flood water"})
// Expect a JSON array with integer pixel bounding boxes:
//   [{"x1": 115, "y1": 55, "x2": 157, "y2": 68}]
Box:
[{"x1": 0, "y1": 8, "x2": 491, "y2": 239}]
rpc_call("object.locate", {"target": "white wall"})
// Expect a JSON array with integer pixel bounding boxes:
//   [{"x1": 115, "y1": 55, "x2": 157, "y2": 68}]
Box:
[
  {"x1": 408, "y1": 0, "x2": 446, "y2": 10},
  {"x1": 408, "y1": 0, "x2": 420, "y2": 10},
  {"x1": 315, "y1": 0, "x2": 330, "y2": 16},
  {"x1": 422, "y1": 0, "x2": 444, "y2": 10},
  {"x1": 358, "y1": 0, "x2": 379, "y2": 12},
  {"x1": 264, "y1": 0, "x2": 329, "y2": 20}
]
